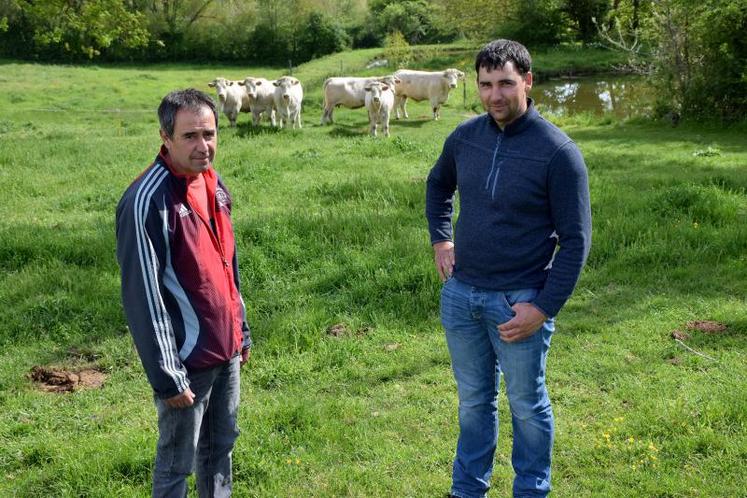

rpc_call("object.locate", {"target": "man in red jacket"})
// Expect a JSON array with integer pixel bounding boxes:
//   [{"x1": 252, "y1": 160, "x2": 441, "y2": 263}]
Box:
[{"x1": 116, "y1": 88, "x2": 251, "y2": 497}]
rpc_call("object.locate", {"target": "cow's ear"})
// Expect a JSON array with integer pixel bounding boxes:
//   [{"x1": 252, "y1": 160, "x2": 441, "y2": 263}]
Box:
[
  {"x1": 364, "y1": 86, "x2": 371, "y2": 91},
  {"x1": 273, "y1": 81, "x2": 280, "y2": 86},
  {"x1": 237, "y1": 80, "x2": 245, "y2": 86},
  {"x1": 394, "y1": 77, "x2": 401, "y2": 84},
  {"x1": 208, "y1": 82, "x2": 215, "y2": 87},
  {"x1": 228, "y1": 81, "x2": 234, "y2": 86},
  {"x1": 293, "y1": 79, "x2": 300, "y2": 85},
  {"x1": 256, "y1": 80, "x2": 262, "y2": 86},
  {"x1": 382, "y1": 85, "x2": 389, "y2": 91}
]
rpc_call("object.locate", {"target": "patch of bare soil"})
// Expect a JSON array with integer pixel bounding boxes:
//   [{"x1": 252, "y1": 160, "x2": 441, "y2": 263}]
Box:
[
  {"x1": 326, "y1": 323, "x2": 373, "y2": 338},
  {"x1": 671, "y1": 330, "x2": 691, "y2": 341},
  {"x1": 685, "y1": 320, "x2": 728, "y2": 334},
  {"x1": 29, "y1": 366, "x2": 106, "y2": 393},
  {"x1": 326, "y1": 323, "x2": 349, "y2": 337}
]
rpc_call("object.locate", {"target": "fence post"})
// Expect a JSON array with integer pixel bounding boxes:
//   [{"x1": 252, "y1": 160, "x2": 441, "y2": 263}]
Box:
[
  {"x1": 463, "y1": 76, "x2": 467, "y2": 108},
  {"x1": 288, "y1": 60, "x2": 293, "y2": 76}
]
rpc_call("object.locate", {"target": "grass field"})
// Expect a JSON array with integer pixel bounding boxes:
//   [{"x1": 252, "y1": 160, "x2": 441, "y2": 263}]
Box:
[{"x1": 0, "y1": 45, "x2": 746, "y2": 497}]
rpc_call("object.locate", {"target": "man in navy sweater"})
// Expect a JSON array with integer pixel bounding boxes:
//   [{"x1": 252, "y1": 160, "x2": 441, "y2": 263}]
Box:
[{"x1": 426, "y1": 40, "x2": 591, "y2": 498}]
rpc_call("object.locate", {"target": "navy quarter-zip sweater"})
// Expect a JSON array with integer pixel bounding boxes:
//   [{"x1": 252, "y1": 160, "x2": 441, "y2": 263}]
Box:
[{"x1": 426, "y1": 100, "x2": 591, "y2": 317}]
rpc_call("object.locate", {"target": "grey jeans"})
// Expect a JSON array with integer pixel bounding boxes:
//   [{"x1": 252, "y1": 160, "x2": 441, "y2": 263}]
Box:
[{"x1": 152, "y1": 355, "x2": 241, "y2": 498}]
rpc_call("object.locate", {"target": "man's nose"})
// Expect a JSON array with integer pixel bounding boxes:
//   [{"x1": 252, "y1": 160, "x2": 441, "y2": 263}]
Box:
[{"x1": 196, "y1": 135, "x2": 209, "y2": 150}]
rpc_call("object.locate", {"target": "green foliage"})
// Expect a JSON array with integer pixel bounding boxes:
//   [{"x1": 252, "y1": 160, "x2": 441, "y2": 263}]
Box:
[
  {"x1": 383, "y1": 31, "x2": 412, "y2": 69},
  {"x1": 369, "y1": 0, "x2": 453, "y2": 44},
  {"x1": 498, "y1": 0, "x2": 569, "y2": 47},
  {"x1": 0, "y1": 0, "x2": 149, "y2": 60},
  {"x1": 644, "y1": 0, "x2": 747, "y2": 121},
  {"x1": 296, "y1": 12, "x2": 351, "y2": 63},
  {"x1": 562, "y1": 0, "x2": 611, "y2": 43}
]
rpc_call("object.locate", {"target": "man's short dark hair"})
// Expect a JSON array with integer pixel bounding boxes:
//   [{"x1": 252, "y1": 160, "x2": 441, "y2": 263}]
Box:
[
  {"x1": 475, "y1": 39, "x2": 532, "y2": 76},
  {"x1": 158, "y1": 88, "x2": 218, "y2": 137}
]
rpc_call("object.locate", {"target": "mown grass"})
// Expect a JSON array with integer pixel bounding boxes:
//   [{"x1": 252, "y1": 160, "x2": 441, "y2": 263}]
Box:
[{"x1": 0, "y1": 45, "x2": 745, "y2": 497}]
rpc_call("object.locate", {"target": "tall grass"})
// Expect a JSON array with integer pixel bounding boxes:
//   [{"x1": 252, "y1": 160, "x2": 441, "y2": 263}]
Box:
[{"x1": 0, "y1": 47, "x2": 745, "y2": 497}]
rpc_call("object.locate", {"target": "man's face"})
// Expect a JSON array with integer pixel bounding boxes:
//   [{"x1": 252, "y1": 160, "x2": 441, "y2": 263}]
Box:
[
  {"x1": 477, "y1": 61, "x2": 532, "y2": 128},
  {"x1": 160, "y1": 106, "x2": 217, "y2": 176}
]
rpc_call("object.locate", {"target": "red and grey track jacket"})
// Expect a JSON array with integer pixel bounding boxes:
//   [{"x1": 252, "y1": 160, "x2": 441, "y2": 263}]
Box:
[{"x1": 116, "y1": 147, "x2": 251, "y2": 399}]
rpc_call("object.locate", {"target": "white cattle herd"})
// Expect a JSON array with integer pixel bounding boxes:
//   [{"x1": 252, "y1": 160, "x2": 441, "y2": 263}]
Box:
[{"x1": 207, "y1": 67, "x2": 465, "y2": 137}]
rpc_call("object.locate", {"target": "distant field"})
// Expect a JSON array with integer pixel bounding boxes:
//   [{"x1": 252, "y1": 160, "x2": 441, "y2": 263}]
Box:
[{"x1": 0, "y1": 45, "x2": 745, "y2": 497}]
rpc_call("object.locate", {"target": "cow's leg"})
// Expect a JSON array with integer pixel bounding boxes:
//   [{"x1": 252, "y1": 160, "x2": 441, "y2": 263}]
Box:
[
  {"x1": 383, "y1": 114, "x2": 390, "y2": 138},
  {"x1": 270, "y1": 109, "x2": 277, "y2": 127},
  {"x1": 252, "y1": 111, "x2": 260, "y2": 126},
  {"x1": 296, "y1": 109, "x2": 302, "y2": 129},
  {"x1": 369, "y1": 110, "x2": 377, "y2": 137},
  {"x1": 402, "y1": 97, "x2": 409, "y2": 119},
  {"x1": 394, "y1": 96, "x2": 402, "y2": 119}
]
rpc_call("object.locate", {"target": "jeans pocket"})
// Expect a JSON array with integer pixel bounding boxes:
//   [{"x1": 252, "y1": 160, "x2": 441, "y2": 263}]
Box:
[{"x1": 504, "y1": 288, "x2": 540, "y2": 307}]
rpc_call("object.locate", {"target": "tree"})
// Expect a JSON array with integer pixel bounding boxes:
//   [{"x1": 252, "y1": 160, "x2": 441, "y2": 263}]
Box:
[
  {"x1": 645, "y1": 0, "x2": 747, "y2": 121},
  {"x1": 563, "y1": 0, "x2": 611, "y2": 43},
  {"x1": 297, "y1": 12, "x2": 349, "y2": 62},
  {"x1": 0, "y1": 0, "x2": 149, "y2": 59},
  {"x1": 369, "y1": 0, "x2": 439, "y2": 44},
  {"x1": 499, "y1": 0, "x2": 568, "y2": 47}
]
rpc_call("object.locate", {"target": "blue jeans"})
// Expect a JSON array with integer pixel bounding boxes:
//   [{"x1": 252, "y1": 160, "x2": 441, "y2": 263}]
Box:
[
  {"x1": 152, "y1": 355, "x2": 241, "y2": 498},
  {"x1": 441, "y1": 277, "x2": 555, "y2": 498}
]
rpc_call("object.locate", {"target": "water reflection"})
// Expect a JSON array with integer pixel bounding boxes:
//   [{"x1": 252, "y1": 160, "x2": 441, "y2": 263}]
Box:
[{"x1": 532, "y1": 75, "x2": 652, "y2": 118}]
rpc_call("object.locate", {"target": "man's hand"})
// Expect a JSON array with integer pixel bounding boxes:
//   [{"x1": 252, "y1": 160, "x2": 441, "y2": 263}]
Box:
[
  {"x1": 498, "y1": 303, "x2": 547, "y2": 343},
  {"x1": 165, "y1": 387, "x2": 195, "y2": 409},
  {"x1": 433, "y1": 240, "x2": 455, "y2": 282},
  {"x1": 241, "y1": 347, "x2": 251, "y2": 367}
]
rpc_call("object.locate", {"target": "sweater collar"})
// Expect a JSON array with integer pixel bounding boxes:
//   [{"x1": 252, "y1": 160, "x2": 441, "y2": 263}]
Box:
[{"x1": 487, "y1": 98, "x2": 538, "y2": 137}]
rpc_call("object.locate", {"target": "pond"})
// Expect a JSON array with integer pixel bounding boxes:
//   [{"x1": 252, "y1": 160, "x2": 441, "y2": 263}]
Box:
[{"x1": 531, "y1": 74, "x2": 653, "y2": 118}]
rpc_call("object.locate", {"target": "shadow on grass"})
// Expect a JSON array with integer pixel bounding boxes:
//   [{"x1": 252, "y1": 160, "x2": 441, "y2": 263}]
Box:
[
  {"x1": 328, "y1": 125, "x2": 366, "y2": 138},
  {"x1": 236, "y1": 123, "x2": 283, "y2": 138},
  {"x1": 390, "y1": 118, "x2": 431, "y2": 128}
]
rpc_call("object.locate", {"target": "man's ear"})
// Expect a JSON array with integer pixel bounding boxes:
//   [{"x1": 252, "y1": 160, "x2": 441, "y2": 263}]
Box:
[
  {"x1": 160, "y1": 129, "x2": 171, "y2": 147},
  {"x1": 524, "y1": 71, "x2": 533, "y2": 90}
]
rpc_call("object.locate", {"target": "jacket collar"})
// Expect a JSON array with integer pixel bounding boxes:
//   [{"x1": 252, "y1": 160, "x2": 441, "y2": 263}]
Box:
[
  {"x1": 487, "y1": 98, "x2": 538, "y2": 137},
  {"x1": 157, "y1": 144, "x2": 215, "y2": 180}
]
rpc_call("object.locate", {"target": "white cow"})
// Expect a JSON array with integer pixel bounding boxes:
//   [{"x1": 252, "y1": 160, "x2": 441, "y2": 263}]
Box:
[
  {"x1": 237, "y1": 77, "x2": 277, "y2": 126},
  {"x1": 207, "y1": 77, "x2": 250, "y2": 127},
  {"x1": 393, "y1": 68, "x2": 465, "y2": 120},
  {"x1": 273, "y1": 76, "x2": 303, "y2": 129},
  {"x1": 321, "y1": 75, "x2": 401, "y2": 125},
  {"x1": 364, "y1": 81, "x2": 394, "y2": 137}
]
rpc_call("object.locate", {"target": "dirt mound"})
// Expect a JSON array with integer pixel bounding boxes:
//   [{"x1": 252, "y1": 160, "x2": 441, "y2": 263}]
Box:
[
  {"x1": 685, "y1": 320, "x2": 727, "y2": 334},
  {"x1": 29, "y1": 366, "x2": 106, "y2": 393}
]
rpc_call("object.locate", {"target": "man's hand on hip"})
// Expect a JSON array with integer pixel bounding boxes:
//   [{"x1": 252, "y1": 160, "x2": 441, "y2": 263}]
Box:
[
  {"x1": 498, "y1": 303, "x2": 548, "y2": 343},
  {"x1": 165, "y1": 388, "x2": 195, "y2": 408},
  {"x1": 241, "y1": 347, "x2": 251, "y2": 366},
  {"x1": 433, "y1": 240, "x2": 455, "y2": 281}
]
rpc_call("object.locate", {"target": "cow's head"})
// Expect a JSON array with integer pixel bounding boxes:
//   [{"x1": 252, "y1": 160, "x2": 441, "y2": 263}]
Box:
[
  {"x1": 443, "y1": 69, "x2": 466, "y2": 89},
  {"x1": 365, "y1": 81, "x2": 390, "y2": 105},
  {"x1": 207, "y1": 77, "x2": 233, "y2": 103},
  {"x1": 238, "y1": 77, "x2": 262, "y2": 99},
  {"x1": 378, "y1": 75, "x2": 401, "y2": 91},
  {"x1": 273, "y1": 77, "x2": 300, "y2": 101}
]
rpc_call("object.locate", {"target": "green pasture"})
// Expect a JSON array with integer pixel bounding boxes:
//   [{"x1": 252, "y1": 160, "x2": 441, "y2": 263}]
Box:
[{"x1": 0, "y1": 46, "x2": 745, "y2": 497}]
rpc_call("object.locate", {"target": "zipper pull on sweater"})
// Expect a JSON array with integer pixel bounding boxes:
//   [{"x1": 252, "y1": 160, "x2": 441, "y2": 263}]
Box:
[{"x1": 484, "y1": 133, "x2": 503, "y2": 199}]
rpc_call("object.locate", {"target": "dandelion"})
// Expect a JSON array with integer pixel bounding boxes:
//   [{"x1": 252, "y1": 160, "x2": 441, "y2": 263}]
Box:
[
  {"x1": 628, "y1": 437, "x2": 635, "y2": 443},
  {"x1": 286, "y1": 458, "x2": 292, "y2": 464},
  {"x1": 296, "y1": 458, "x2": 301, "y2": 464},
  {"x1": 603, "y1": 433, "x2": 611, "y2": 439},
  {"x1": 648, "y1": 443, "x2": 658, "y2": 452}
]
